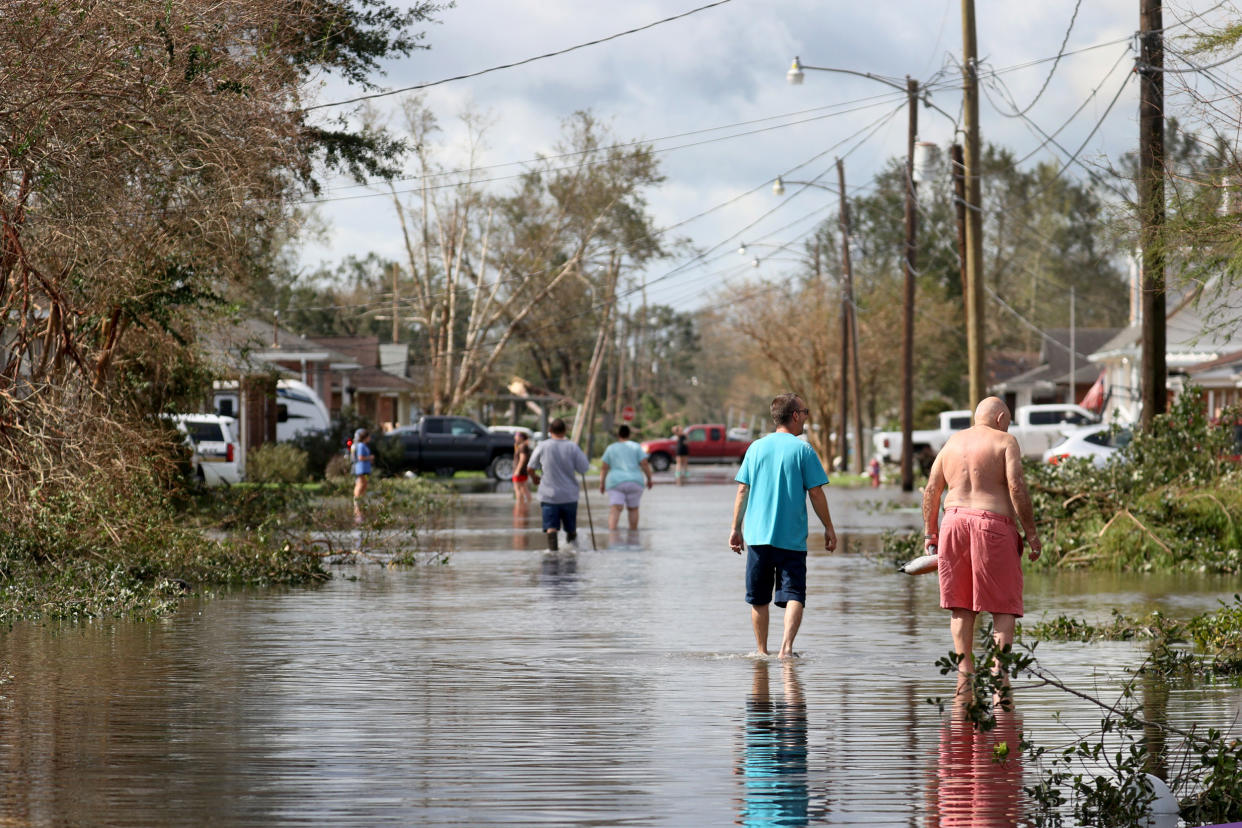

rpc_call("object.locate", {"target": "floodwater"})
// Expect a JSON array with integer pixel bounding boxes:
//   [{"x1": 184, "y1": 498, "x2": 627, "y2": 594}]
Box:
[{"x1": 0, "y1": 471, "x2": 1238, "y2": 826}]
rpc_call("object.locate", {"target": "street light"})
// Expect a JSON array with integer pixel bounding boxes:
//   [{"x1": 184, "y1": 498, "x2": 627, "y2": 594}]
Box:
[{"x1": 787, "y1": 57, "x2": 929, "y2": 490}]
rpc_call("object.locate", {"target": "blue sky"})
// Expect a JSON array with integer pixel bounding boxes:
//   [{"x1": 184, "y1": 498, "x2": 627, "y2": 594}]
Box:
[{"x1": 297, "y1": 1, "x2": 1233, "y2": 313}]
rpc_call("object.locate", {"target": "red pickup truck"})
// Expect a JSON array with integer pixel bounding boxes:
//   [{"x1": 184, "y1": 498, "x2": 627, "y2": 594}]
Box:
[{"x1": 640, "y1": 424, "x2": 752, "y2": 471}]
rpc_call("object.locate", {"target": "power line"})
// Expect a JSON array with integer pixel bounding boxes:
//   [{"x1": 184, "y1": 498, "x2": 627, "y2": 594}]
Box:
[
  {"x1": 302, "y1": 0, "x2": 736, "y2": 112},
  {"x1": 1002, "y1": 0, "x2": 1083, "y2": 117},
  {"x1": 297, "y1": 97, "x2": 905, "y2": 207},
  {"x1": 313, "y1": 93, "x2": 904, "y2": 198}
]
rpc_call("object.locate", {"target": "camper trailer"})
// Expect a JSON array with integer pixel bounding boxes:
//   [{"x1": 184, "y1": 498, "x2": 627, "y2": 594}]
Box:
[{"x1": 213, "y1": 379, "x2": 331, "y2": 442}]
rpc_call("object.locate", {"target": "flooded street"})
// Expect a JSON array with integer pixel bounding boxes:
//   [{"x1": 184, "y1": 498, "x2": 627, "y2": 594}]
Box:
[{"x1": 1, "y1": 474, "x2": 1239, "y2": 826}]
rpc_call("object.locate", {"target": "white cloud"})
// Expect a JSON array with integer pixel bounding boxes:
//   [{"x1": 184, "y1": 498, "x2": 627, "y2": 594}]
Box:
[{"x1": 299, "y1": 0, "x2": 1235, "y2": 310}]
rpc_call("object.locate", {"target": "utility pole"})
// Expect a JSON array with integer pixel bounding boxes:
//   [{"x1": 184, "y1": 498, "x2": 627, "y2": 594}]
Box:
[
  {"x1": 951, "y1": 144, "x2": 971, "y2": 407},
  {"x1": 1139, "y1": 0, "x2": 1167, "y2": 430},
  {"x1": 837, "y1": 158, "x2": 865, "y2": 474},
  {"x1": 1067, "y1": 286, "x2": 1077, "y2": 405},
  {"x1": 390, "y1": 262, "x2": 400, "y2": 344},
  {"x1": 961, "y1": 0, "x2": 986, "y2": 409},
  {"x1": 900, "y1": 76, "x2": 919, "y2": 492}
]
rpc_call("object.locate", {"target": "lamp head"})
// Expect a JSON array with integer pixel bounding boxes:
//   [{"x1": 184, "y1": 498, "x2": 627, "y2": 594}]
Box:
[
  {"x1": 772, "y1": 176, "x2": 785, "y2": 196},
  {"x1": 786, "y1": 57, "x2": 804, "y2": 85},
  {"x1": 737, "y1": 243, "x2": 747, "y2": 256}
]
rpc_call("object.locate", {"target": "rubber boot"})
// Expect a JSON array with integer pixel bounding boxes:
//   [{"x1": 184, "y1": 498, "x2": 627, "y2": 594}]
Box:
[
  {"x1": 566, "y1": 532, "x2": 577, "y2": 545},
  {"x1": 545, "y1": 531, "x2": 559, "y2": 552}
]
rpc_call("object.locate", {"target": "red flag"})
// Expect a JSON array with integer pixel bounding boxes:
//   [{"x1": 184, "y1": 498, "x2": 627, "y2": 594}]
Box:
[{"x1": 1079, "y1": 371, "x2": 1105, "y2": 412}]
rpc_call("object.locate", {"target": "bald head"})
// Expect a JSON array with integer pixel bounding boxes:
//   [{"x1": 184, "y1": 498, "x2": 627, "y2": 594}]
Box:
[{"x1": 974, "y1": 396, "x2": 1012, "y2": 431}]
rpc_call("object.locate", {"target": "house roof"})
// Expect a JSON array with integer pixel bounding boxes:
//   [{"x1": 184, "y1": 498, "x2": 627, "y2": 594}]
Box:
[
  {"x1": 311, "y1": 336, "x2": 381, "y2": 369},
  {"x1": 1090, "y1": 277, "x2": 1242, "y2": 365},
  {"x1": 993, "y1": 328, "x2": 1121, "y2": 391},
  {"x1": 345, "y1": 366, "x2": 421, "y2": 394},
  {"x1": 200, "y1": 317, "x2": 361, "y2": 376}
]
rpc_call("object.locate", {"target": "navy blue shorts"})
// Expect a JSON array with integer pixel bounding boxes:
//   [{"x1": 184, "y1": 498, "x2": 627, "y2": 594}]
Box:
[
  {"x1": 745, "y1": 545, "x2": 807, "y2": 608},
  {"x1": 541, "y1": 501, "x2": 578, "y2": 534}
]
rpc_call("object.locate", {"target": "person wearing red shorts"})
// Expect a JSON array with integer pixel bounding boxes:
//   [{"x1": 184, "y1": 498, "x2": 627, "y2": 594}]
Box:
[{"x1": 921, "y1": 397, "x2": 1042, "y2": 697}]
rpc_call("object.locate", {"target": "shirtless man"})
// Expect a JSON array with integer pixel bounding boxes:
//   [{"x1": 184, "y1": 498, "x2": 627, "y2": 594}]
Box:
[{"x1": 921, "y1": 397, "x2": 1041, "y2": 684}]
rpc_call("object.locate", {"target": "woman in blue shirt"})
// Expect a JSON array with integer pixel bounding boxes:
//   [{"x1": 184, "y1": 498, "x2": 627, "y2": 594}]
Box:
[
  {"x1": 351, "y1": 428, "x2": 373, "y2": 523},
  {"x1": 598, "y1": 425, "x2": 654, "y2": 530}
]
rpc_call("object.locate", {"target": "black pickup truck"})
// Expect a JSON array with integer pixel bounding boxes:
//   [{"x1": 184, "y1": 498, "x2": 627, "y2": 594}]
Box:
[{"x1": 381, "y1": 416, "x2": 515, "y2": 478}]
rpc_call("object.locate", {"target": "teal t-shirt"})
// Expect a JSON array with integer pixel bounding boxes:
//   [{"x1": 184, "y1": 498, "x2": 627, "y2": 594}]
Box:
[
  {"x1": 735, "y1": 433, "x2": 829, "y2": 551},
  {"x1": 601, "y1": 440, "x2": 647, "y2": 489}
]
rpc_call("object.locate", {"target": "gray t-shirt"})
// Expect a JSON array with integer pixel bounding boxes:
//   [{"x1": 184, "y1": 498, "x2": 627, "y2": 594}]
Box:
[{"x1": 528, "y1": 438, "x2": 590, "y2": 503}]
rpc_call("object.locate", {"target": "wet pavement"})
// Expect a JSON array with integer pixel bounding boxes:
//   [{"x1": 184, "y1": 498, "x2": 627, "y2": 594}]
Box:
[{"x1": 0, "y1": 472, "x2": 1237, "y2": 826}]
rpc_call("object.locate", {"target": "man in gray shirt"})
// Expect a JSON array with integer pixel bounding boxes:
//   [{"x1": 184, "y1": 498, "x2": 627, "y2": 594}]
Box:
[{"x1": 528, "y1": 418, "x2": 591, "y2": 551}]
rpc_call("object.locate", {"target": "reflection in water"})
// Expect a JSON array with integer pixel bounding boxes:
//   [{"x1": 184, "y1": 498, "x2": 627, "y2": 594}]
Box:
[
  {"x1": 929, "y1": 707, "x2": 1023, "y2": 828},
  {"x1": 539, "y1": 552, "x2": 578, "y2": 583},
  {"x1": 607, "y1": 529, "x2": 642, "y2": 550},
  {"x1": 737, "y1": 661, "x2": 809, "y2": 827},
  {"x1": 512, "y1": 501, "x2": 532, "y2": 551}
]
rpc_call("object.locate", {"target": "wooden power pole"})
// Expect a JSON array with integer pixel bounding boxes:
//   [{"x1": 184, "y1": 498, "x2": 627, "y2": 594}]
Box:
[
  {"x1": 1139, "y1": 0, "x2": 1167, "y2": 430},
  {"x1": 837, "y1": 158, "x2": 865, "y2": 474},
  {"x1": 900, "y1": 77, "x2": 919, "y2": 491},
  {"x1": 961, "y1": 0, "x2": 986, "y2": 409}
]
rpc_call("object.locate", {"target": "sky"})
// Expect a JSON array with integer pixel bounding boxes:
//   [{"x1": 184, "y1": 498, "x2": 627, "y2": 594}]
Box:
[{"x1": 296, "y1": 0, "x2": 1236, "y2": 316}]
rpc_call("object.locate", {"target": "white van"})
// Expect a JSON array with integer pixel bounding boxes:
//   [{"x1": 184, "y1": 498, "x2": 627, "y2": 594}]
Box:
[
  {"x1": 170, "y1": 414, "x2": 242, "y2": 486},
  {"x1": 213, "y1": 379, "x2": 331, "y2": 442}
]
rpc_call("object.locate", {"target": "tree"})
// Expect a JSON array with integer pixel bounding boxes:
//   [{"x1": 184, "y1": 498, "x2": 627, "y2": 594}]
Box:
[
  {"x1": 387, "y1": 105, "x2": 668, "y2": 414},
  {"x1": 0, "y1": 0, "x2": 442, "y2": 510}
]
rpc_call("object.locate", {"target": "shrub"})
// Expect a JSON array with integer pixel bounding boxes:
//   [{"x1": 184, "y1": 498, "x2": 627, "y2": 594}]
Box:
[
  {"x1": 325, "y1": 452, "x2": 353, "y2": 481},
  {"x1": 246, "y1": 443, "x2": 310, "y2": 484}
]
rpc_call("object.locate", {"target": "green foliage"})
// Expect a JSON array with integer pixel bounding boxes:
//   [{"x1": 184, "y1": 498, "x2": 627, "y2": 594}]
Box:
[
  {"x1": 1029, "y1": 596, "x2": 1242, "y2": 678},
  {"x1": 246, "y1": 442, "x2": 311, "y2": 484},
  {"x1": 885, "y1": 390, "x2": 1242, "y2": 574}
]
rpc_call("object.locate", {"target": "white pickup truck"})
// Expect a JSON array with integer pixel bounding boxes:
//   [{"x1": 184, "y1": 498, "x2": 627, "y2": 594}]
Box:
[
  {"x1": 872, "y1": 409, "x2": 973, "y2": 467},
  {"x1": 1009, "y1": 403, "x2": 1100, "y2": 457},
  {"x1": 873, "y1": 403, "x2": 1100, "y2": 469}
]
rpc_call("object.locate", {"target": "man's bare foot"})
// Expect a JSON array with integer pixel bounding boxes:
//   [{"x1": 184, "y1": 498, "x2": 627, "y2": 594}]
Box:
[
  {"x1": 778, "y1": 651, "x2": 800, "y2": 660},
  {"x1": 751, "y1": 650, "x2": 771, "y2": 658}
]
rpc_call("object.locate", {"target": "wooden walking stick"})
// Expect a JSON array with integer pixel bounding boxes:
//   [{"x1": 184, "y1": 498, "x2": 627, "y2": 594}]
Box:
[{"x1": 579, "y1": 473, "x2": 598, "y2": 551}]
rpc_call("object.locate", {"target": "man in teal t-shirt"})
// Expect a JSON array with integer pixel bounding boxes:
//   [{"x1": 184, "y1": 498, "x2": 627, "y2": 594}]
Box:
[{"x1": 729, "y1": 393, "x2": 838, "y2": 659}]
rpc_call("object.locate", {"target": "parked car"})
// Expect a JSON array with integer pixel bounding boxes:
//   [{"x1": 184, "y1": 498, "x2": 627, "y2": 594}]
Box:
[
  {"x1": 1043, "y1": 424, "x2": 1132, "y2": 467},
  {"x1": 169, "y1": 414, "x2": 242, "y2": 485},
  {"x1": 640, "y1": 424, "x2": 752, "y2": 472},
  {"x1": 382, "y1": 415, "x2": 516, "y2": 478},
  {"x1": 1010, "y1": 403, "x2": 1101, "y2": 457}
]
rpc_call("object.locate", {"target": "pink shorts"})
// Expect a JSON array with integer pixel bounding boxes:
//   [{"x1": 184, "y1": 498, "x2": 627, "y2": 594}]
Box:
[{"x1": 937, "y1": 507, "x2": 1024, "y2": 617}]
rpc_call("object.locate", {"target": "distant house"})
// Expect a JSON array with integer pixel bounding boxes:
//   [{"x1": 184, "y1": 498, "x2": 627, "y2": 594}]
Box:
[
  {"x1": 1183, "y1": 349, "x2": 1242, "y2": 416},
  {"x1": 304, "y1": 336, "x2": 420, "y2": 429},
  {"x1": 201, "y1": 317, "x2": 359, "y2": 468},
  {"x1": 990, "y1": 328, "x2": 1122, "y2": 414},
  {"x1": 1089, "y1": 277, "x2": 1242, "y2": 423}
]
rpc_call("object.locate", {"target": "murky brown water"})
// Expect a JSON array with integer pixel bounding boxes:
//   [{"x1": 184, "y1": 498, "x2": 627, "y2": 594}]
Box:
[{"x1": 0, "y1": 475, "x2": 1236, "y2": 826}]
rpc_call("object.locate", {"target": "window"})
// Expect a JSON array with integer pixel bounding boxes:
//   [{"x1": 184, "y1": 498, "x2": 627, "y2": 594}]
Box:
[
  {"x1": 687, "y1": 427, "x2": 707, "y2": 442},
  {"x1": 1027, "y1": 410, "x2": 1060, "y2": 425},
  {"x1": 948, "y1": 416, "x2": 970, "y2": 430},
  {"x1": 1063, "y1": 412, "x2": 1091, "y2": 425},
  {"x1": 217, "y1": 398, "x2": 234, "y2": 418},
  {"x1": 423, "y1": 419, "x2": 447, "y2": 434},
  {"x1": 1084, "y1": 430, "x2": 1110, "y2": 447},
  {"x1": 451, "y1": 418, "x2": 484, "y2": 437},
  {"x1": 709, "y1": 428, "x2": 721, "y2": 441},
  {"x1": 277, "y1": 387, "x2": 314, "y2": 404},
  {"x1": 185, "y1": 422, "x2": 224, "y2": 443}
]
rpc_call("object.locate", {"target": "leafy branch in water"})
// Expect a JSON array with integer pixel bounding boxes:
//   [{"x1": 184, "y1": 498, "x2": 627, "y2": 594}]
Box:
[
  {"x1": 1026, "y1": 594, "x2": 1242, "y2": 678},
  {"x1": 929, "y1": 627, "x2": 1242, "y2": 825}
]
